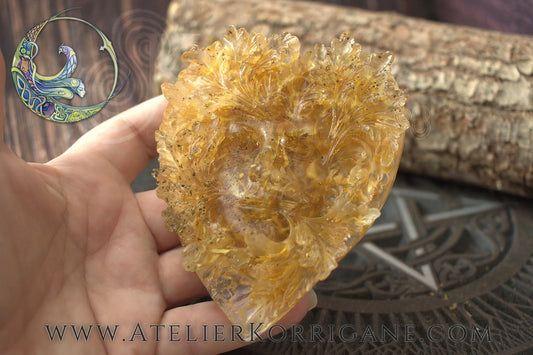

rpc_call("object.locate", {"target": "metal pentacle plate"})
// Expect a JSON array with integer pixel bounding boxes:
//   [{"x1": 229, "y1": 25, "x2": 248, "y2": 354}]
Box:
[{"x1": 236, "y1": 174, "x2": 533, "y2": 354}]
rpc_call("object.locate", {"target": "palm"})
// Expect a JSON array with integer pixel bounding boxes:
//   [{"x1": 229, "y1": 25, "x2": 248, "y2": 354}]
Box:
[
  {"x1": 1, "y1": 98, "x2": 181, "y2": 354},
  {"x1": 0, "y1": 53, "x2": 311, "y2": 354}
]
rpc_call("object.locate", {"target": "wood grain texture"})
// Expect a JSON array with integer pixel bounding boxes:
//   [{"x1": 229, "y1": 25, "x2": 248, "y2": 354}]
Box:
[
  {"x1": 1, "y1": 0, "x2": 170, "y2": 162},
  {"x1": 154, "y1": 0, "x2": 533, "y2": 197}
]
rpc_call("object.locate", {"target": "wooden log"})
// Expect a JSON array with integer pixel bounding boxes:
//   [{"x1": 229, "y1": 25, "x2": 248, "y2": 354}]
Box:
[{"x1": 154, "y1": 0, "x2": 533, "y2": 198}]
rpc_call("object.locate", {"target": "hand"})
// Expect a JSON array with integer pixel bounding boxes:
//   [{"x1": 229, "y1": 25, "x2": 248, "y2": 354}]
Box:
[{"x1": 0, "y1": 52, "x2": 315, "y2": 354}]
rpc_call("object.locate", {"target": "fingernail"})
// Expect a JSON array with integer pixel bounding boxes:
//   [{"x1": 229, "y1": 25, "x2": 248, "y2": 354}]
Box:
[{"x1": 307, "y1": 289, "x2": 318, "y2": 311}]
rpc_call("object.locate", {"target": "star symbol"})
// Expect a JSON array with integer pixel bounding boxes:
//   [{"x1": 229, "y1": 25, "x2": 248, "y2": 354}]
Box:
[{"x1": 356, "y1": 187, "x2": 503, "y2": 292}]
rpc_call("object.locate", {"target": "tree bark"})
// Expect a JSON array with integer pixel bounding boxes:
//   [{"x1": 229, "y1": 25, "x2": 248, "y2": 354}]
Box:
[{"x1": 155, "y1": 0, "x2": 533, "y2": 198}]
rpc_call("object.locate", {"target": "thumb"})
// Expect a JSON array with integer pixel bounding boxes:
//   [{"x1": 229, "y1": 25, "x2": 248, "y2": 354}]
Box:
[{"x1": 0, "y1": 50, "x2": 6, "y2": 141}]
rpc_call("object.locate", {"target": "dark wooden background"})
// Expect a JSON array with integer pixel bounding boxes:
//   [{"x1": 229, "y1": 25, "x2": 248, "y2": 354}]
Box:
[
  {"x1": 308, "y1": 0, "x2": 533, "y2": 35},
  {"x1": 1, "y1": 0, "x2": 532, "y2": 164},
  {"x1": 0, "y1": 0, "x2": 171, "y2": 163}
]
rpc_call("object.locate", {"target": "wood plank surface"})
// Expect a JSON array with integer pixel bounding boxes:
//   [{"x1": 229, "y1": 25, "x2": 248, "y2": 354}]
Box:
[{"x1": 1, "y1": 0, "x2": 170, "y2": 162}]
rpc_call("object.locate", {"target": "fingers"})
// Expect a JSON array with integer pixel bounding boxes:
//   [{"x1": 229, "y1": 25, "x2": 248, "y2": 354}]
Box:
[
  {"x1": 136, "y1": 189, "x2": 181, "y2": 253},
  {"x1": 139, "y1": 189, "x2": 209, "y2": 306},
  {"x1": 62, "y1": 95, "x2": 167, "y2": 183},
  {"x1": 159, "y1": 247, "x2": 208, "y2": 308},
  {"x1": 157, "y1": 292, "x2": 315, "y2": 355}
]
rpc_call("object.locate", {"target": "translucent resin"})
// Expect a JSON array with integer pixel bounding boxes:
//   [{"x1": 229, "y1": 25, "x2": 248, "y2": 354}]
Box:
[{"x1": 156, "y1": 27, "x2": 409, "y2": 335}]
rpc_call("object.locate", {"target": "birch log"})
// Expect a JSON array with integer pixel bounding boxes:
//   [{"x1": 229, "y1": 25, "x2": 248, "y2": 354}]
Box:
[{"x1": 154, "y1": 0, "x2": 533, "y2": 197}]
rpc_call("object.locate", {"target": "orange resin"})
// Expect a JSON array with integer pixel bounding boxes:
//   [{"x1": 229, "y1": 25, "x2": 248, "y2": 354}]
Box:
[{"x1": 156, "y1": 27, "x2": 409, "y2": 335}]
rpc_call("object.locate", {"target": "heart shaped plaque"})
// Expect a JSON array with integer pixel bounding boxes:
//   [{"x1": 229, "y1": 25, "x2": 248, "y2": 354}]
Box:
[{"x1": 156, "y1": 27, "x2": 409, "y2": 335}]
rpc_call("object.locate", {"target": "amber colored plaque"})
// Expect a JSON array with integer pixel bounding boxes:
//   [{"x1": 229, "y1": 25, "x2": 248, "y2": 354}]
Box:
[{"x1": 156, "y1": 27, "x2": 409, "y2": 335}]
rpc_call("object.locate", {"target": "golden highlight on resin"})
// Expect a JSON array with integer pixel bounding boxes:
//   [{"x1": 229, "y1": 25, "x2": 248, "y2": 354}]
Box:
[{"x1": 155, "y1": 26, "x2": 409, "y2": 334}]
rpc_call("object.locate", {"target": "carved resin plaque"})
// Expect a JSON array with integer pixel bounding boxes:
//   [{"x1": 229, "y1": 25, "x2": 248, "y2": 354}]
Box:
[{"x1": 156, "y1": 27, "x2": 409, "y2": 334}]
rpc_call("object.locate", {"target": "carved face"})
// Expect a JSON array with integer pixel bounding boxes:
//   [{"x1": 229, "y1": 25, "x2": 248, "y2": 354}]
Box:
[{"x1": 156, "y1": 27, "x2": 408, "y2": 333}]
